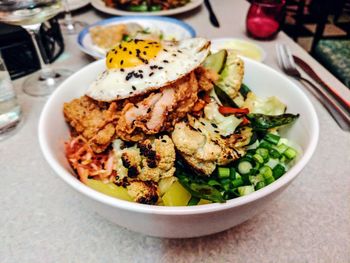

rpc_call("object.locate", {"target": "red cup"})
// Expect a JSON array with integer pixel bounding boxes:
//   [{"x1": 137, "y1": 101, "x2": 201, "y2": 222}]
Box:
[{"x1": 246, "y1": 0, "x2": 285, "y2": 40}]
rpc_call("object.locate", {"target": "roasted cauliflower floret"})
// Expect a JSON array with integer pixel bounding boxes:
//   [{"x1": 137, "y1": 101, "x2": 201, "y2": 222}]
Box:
[
  {"x1": 171, "y1": 103, "x2": 250, "y2": 175},
  {"x1": 113, "y1": 135, "x2": 176, "y2": 204},
  {"x1": 127, "y1": 180, "x2": 159, "y2": 205},
  {"x1": 215, "y1": 50, "x2": 244, "y2": 100}
]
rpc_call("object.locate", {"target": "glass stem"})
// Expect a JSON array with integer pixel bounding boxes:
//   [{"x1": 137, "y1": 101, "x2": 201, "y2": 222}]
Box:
[
  {"x1": 24, "y1": 24, "x2": 55, "y2": 79},
  {"x1": 63, "y1": 0, "x2": 75, "y2": 30}
]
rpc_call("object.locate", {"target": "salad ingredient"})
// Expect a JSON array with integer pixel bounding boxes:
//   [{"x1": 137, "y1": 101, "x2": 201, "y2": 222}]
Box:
[
  {"x1": 214, "y1": 85, "x2": 239, "y2": 108},
  {"x1": 86, "y1": 179, "x2": 133, "y2": 201},
  {"x1": 105, "y1": 0, "x2": 191, "y2": 12},
  {"x1": 215, "y1": 50, "x2": 244, "y2": 99},
  {"x1": 243, "y1": 92, "x2": 286, "y2": 115},
  {"x1": 218, "y1": 106, "x2": 249, "y2": 115},
  {"x1": 176, "y1": 164, "x2": 225, "y2": 203},
  {"x1": 162, "y1": 181, "x2": 191, "y2": 206},
  {"x1": 247, "y1": 113, "x2": 300, "y2": 130},
  {"x1": 203, "y1": 49, "x2": 227, "y2": 74}
]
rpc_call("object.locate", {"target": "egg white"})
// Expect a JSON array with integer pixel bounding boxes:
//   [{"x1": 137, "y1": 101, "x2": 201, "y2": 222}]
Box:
[{"x1": 86, "y1": 38, "x2": 211, "y2": 102}]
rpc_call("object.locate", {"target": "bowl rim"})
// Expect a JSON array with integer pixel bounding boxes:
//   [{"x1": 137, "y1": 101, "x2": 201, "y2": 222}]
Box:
[{"x1": 38, "y1": 57, "x2": 319, "y2": 215}]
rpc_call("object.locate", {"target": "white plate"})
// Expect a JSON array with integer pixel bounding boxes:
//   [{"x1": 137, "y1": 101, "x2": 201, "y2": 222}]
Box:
[
  {"x1": 211, "y1": 38, "x2": 267, "y2": 62},
  {"x1": 91, "y1": 0, "x2": 203, "y2": 16},
  {"x1": 77, "y1": 16, "x2": 196, "y2": 59},
  {"x1": 67, "y1": 0, "x2": 90, "y2": 11}
]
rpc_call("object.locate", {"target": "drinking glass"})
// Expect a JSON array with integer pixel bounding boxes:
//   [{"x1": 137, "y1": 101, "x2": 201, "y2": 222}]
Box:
[
  {"x1": 0, "y1": 0, "x2": 72, "y2": 97},
  {"x1": 60, "y1": 0, "x2": 88, "y2": 35},
  {"x1": 0, "y1": 51, "x2": 22, "y2": 140},
  {"x1": 246, "y1": 0, "x2": 285, "y2": 40}
]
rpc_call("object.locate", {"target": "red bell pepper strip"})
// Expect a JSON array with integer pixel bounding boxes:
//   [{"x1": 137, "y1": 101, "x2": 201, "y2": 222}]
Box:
[{"x1": 218, "y1": 106, "x2": 249, "y2": 115}]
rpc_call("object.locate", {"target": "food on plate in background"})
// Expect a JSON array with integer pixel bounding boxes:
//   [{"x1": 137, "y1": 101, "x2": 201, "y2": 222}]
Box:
[
  {"x1": 63, "y1": 37, "x2": 300, "y2": 206},
  {"x1": 89, "y1": 22, "x2": 165, "y2": 51},
  {"x1": 104, "y1": 0, "x2": 191, "y2": 12}
]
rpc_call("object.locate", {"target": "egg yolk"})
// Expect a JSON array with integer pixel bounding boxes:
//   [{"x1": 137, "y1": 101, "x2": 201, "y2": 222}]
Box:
[{"x1": 106, "y1": 39, "x2": 162, "y2": 69}]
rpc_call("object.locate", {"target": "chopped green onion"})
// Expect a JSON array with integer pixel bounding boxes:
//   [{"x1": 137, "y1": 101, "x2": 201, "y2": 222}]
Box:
[
  {"x1": 229, "y1": 167, "x2": 236, "y2": 179},
  {"x1": 259, "y1": 165, "x2": 273, "y2": 178},
  {"x1": 273, "y1": 164, "x2": 286, "y2": 179},
  {"x1": 208, "y1": 179, "x2": 221, "y2": 187},
  {"x1": 238, "y1": 185, "x2": 255, "y2": 196},
  {"x1": 253, "y1": 154, "x2": 264, "y2": 164},
  {"x1": 237, "y1": 160, "x2": 253, "y2": 175},
  {"x1": 187, "y1": 196, "x2": 200, "y2": 206},
  {"x1": 259, "y1": 140, "x2": 273, "y2": 150},
  {"x1": 122, "y1": 34, "x2": 130, "y2": 41},
  {"x1": 260, "y1": 165, "x2": 274, "y2": 185},
  {"x1": 264, "y1": 133, "x2": 280, "y2": 145},
  {"x1": 150, "y1": 4, "x2": 162, "y2": 11},
  {"x1": 276, "y1": 143, "x2": 288, "y2": 154},
  {"x1": 232, "y1": 178, "x2": 244, "y2": 188},
  {"x1": 269, "y1": 148, "x2": 281, "y2": 159},
  {"x1": 218, "y1": 167, "x2": 230, "y2": 178},
  {"x1": 256, "y1": 148, "x2": 269, "y2": 161},
  {"x1": 255, "y1": 181, "x2": 266, "y2": 190},
  {"x1": 283, "y1": 147, "x2": 297, "y2": 160}
]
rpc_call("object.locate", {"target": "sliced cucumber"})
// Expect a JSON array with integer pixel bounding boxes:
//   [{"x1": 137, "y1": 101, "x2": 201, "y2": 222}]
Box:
[{"x1": 203, "y1": 49, "x2": 227, "y2": 74}]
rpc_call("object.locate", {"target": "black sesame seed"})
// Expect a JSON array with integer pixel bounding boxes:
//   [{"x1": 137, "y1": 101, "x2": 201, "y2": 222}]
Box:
[
  {"x1": 129, "y1": 51, "x2": 132, "y2": 55},
  {"x1": 214, "y1": 130, "x2": 220, "y2": 133},
  {"x1": 145, "y1": 46, "x2": 149, "y2": 48},
  {"x1": 109, "y1": 58, "x2": 113, "y2": 63},
  {"x1": 123, "y1": 47, "x2": 127, "y2": 51},
  {"x1": 200, "y1": 121, "x2": 205, "y2": 126},
  {"x1": 197, "y1": 128, "x2": 202, "y2": 133},
  {"x1": 163, "y1": 60, "x2": 169, "y2": 63},
  {"x1": 132, "y1": 86, "x2": 136, "y2": 90},
  {"x1": 158, "y1": 66, "x2": 163, "y2": 70},
  {"x1": 120, "y1": 60, "x2": 124, "y2": 65},
  {"x1": 114, "y1": 50, "x2": 118, "y2": 54},
  {"x1": 143, "y1": 51, "x2": 147, "y2": 55},
  {"x1": 147, "y1": 108, "x2": 151, "y2": 113},
  {"x1": 138, "y1": 70, "x2": 143, "y2": 73},
  {"x1": 163, "y1": 49, "x2": 168, "y2": 52},
  {"x1": 177, "y1": 50, "x2": 182, "y2": 53},
  {"x1": 211, "y1": 123, "x2": 218, "y2": 128},
  {"x1": 149, "y1": 72, "x2": 154, "y2": 77},
  {"x1": 120, "y1": 68, "x2": 125, "y2": 72},
  {"x1": 172, "y1": 54, "x2": 177, "y2": 57}
]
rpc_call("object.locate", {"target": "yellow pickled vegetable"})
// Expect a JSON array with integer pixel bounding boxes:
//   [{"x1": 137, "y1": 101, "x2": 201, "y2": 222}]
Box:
[
  {"x1": 86, "y1": 179, "x2": 133, "y2": 202},
  {"x1": 198, "y1": 199, "x2": 212, "y2": 205},
  {"x1": 162, "y1": 181, "x2": 191, "y2": 206}
]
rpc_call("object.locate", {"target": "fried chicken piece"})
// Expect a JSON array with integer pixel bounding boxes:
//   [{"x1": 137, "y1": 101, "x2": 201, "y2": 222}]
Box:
[
  {"x1": 116, "y1": 66, "x2": 217, "y2": 142},
  {"x1": 63, "y1": 96, "x2": 121, "y2": 153}
]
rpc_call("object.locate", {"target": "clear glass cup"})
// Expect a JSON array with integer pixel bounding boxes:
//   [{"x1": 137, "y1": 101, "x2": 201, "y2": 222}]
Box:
[
  {"x1": 246, "y1": 0, "x2": 286, "y2": 40},
  {"x1": 0, "y1": 52, "x2": 22, "y2": 140},
  {"x1": 0, "y1": 0, "x2": 72, "y2": 97},
  {"x1": 60, "y1": 0, "x2": 88, "y2": 35}
]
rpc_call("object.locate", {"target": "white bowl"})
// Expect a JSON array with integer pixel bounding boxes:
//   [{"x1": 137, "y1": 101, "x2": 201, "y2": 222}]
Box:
[{"x1": 38, "y1": 57, "x2": 319, "y2": 238}]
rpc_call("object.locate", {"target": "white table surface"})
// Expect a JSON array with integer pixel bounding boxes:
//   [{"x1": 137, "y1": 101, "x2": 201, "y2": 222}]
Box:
[{"x1": 1, "y1": 1, "x2": 350, "y2": 262}]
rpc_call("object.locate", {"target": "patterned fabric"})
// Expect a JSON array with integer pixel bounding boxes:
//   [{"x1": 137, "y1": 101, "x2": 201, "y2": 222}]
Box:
[{"x1": 315, "y1": 39, "x2": 350, "y2": 88}]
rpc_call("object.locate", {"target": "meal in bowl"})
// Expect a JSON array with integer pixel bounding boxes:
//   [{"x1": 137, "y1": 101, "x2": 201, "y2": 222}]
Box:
[
  {"x1": 89, "y1": 22, "x2": 166, "y2": 51},
  {"x1": 63, "y1": 38, "x2": 299, "y2": 206},
  {"x1": 103, "y1": 0, "x2": 190, "y2": 12}
]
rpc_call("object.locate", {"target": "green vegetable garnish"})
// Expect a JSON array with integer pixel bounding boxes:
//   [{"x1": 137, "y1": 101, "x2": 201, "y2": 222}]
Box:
[{"x1": 247, "y1": 113, "x2": 300, "y2": 130}]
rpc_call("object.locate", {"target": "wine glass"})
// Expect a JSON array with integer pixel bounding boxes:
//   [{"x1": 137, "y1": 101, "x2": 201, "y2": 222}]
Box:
[
  {"x1": 60, "y1": 0, "x2": 88, "y2": 35},
  {"x1": 0, "y1": 0, "x2": 72, "y2": 97}
]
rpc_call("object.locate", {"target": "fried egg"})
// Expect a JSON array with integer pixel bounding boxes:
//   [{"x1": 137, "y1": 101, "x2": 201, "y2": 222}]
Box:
[{"x1": 86, "y1": 38, "x2": 211, "y2": 102}]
